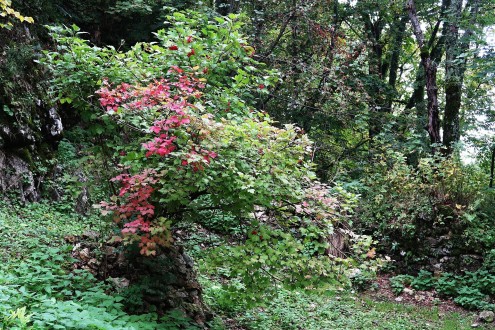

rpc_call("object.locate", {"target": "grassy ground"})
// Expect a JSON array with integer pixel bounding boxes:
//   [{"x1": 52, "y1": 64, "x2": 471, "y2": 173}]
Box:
[
  {"x1": 0, "y1": 200, "x2": 167, "y2": 329},
  {"x1": 0, "y1": 200, "x2": 490, "y2": 329},
  {"x1": 201, "y1": 279, "x2": 486, "y2": 330}
]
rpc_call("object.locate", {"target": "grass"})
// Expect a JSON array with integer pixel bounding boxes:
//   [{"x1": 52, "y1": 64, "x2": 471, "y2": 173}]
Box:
[
  {"x1": 200, "y1": 281, "x2": 485, "y2": 330},
  {"x1": 0, "y1": 200, "x2": 104, "y2": 262}
]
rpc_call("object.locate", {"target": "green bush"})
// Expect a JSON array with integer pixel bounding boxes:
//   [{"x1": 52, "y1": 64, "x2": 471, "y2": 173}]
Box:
[
  {"x1": 435, "y1": 273, "x2": 459, "y2": 297},
  {"x1": 358, "y1": 147, "x2": 491, "y2": 261},
  {"x1": 391, "y1": 266, "x2": 495, "y2": 311},
  {"x1": 389, "y1": 275, "x2": 414, "y2": 295},
  {"x1": 454, "y1": 287, "x2": 493, "y2": 311},
  {"x1": 411, "y1": 270, "x2": 435, "y2": 291},
  {"x1": 0, "y1": 200, "x2": 201, "y2": 329}
]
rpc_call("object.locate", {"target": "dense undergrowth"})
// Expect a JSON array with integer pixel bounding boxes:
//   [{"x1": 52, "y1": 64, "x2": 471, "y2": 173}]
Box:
[
  {"x1": 0, "y1": 200, "x2": 488, "y2": 329},
  {"x1": 390, "y1": 266, "x2": 495, "y2": 311},
  {"x1": 0, "y1": 201, "x2": 199, "y2": 329}
]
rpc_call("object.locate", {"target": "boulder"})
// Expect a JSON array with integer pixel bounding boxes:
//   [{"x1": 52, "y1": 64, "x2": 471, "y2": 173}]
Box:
[
  {"x1": 479, "y1": 310, "x2": 494, "y2": 323},
  {"x1": 68, "y1": 234, "x2": 211, "y2": 325},
  {"x1": 0, "y1": 150, "x2": 39, "y2": 202}
]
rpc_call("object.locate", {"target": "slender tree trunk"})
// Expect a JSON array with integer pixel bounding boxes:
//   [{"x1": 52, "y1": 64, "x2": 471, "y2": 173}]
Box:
[
  {"x1": 443, "y1": 0, "x2": 480, "y2": 155},
  {"x1": 405, "y1": 0, "x2": 449, "y2": 162},
  {"x1": 490, "y1": 146, "x2": 495, "y2": 188},
  {"x1": 252, "y1": 0, "x2": 264, "y2": 47},
  {"x1": 406, "y1": 0, "x2": 442, "y2": 151},
  {"x1": 387, "y1": 14, "x2": 408, "y2": 110},
  {"x1": 362, "y1": 12, "x2": 387, "y2": 140}
]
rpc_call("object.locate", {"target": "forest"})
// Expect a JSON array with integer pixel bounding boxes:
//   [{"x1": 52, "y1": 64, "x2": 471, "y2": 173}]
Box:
[{"x1": 0, "y1": 0, "x2": 495, "y2": 329}]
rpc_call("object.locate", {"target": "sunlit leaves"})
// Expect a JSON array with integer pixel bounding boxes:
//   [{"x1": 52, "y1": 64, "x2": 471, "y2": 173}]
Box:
[{"x1": 0, "y1": 0, "x2": 33, "y2": 29}]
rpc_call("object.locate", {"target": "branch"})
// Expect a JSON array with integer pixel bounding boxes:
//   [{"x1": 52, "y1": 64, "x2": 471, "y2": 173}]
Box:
[
  {"x1": 406, "y1": 0, "x2": 426, "y2": 51},
  {"x1": 263, "y1": 11, "x2": 295, "y2": 57}
]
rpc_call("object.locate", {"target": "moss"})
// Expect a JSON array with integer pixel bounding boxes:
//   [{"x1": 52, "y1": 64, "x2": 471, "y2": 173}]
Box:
[{"x1": 15, "y1": 148, "x2": 34, "y2": 165}]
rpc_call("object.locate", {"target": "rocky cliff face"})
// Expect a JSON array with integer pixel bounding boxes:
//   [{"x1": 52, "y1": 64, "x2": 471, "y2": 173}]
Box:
[
  {"x1": 0, "y1": 24, "x2": 63, "y2": 201},
  {"x1": 0, "y1": 150, "x2": 39, "y2": 202}
]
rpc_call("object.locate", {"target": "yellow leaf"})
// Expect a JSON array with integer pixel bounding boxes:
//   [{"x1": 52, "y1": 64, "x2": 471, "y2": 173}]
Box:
[{"x1": 366, "y1": 248, "x2": 376, "y2": 259}]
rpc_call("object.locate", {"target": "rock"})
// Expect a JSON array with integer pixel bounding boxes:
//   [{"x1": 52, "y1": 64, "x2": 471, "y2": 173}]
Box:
[
  {"x1": 183, "y1": 253, "x2": 194, "y2": 268},
  {"x1": 75, "y1": 186, "x2": 91, "y2": 215},
  {"x1": 440, "y1": 256, "x2": 450, "y2": 263},
  {"x1": 395, "y1": 297, "x2": 403, "y2": 302},
  {"x1": 459, "y1": 254, "x2": 483, "y2": 272},
  {"x1": 108, "y1": 277, "x2": 130, "y2": 289},
  {"x1": 438, "y1": 248, "x2": 451, "y2": 257},
  {"x1": 72, "y1": 243, "x2": 81, "y2": 252},
  {"x1": 426, "y1": 237, "x2": 439, "y2": 248},
  {"x1": 88, "y1": 258, "x2": 100, "y2": 269},
  {"x1": 0, "y1": 124, "x2": 36, "y2": 148},
  {"x1": 116, "y1": 252, "x2": 127, "y2": 267},
  {"x1": 464, "y1": 254, "x2": 483, "y2": 260},
  {"x1": 45, "y1": 107, "x2": 63, "y2": 138},
  {"x1": 403, "y1": 288, "x2": 414, "y2": 296},
  {"x1": 348, "y1": 268, "x2": 361, "y2": 278},
  {"x1": 68, "y1": 234, "x2": 211, "y2": 324},
  {"x1": 79, "y1": 248, "x2": 91, "y2": 261},
  {"x1": 82, "y1": 230, "x2": 100, "y2": 240},
  {"x1": 104, "y1": 246, "x2": 118, "y2": 262},
  {"x1": 82, "y1": 265, "x2": 96, "y2": 275},
  {"x1": 432, "y1": 263, "x2": 442, "y2": 270},
  {"x1": 414, "y1": 294, "x2": 426, "y2": 302},
  {"x1": 0, "y1": 150, "x2": 39, "y2": 202},
  {"x1": 479, "y1": 311, "x2": 494, "y2": 323},
  {"x1": 65, "y1": 235, "x2": 77, "y2": 243}
]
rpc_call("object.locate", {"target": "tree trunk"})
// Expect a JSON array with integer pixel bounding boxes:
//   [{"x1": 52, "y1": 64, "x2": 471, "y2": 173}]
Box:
[
  {"x1": 362, "y1": 12, "x2": 387, "y2": 140},
  {"x1": 406, "y1": 0, "x2": 442, "y2": 151},
  {"x1": 387, "y1": 14, "x2": 408, "y2": 110},
  {"x1": 490, "y1": 146, "x2": 495, "y2": 188},
  {"x1": 443, "y1": 0, "x2": 480, "y2": 155}
]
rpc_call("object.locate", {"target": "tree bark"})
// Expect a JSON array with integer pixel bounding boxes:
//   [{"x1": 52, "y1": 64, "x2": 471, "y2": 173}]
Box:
[
  {"x1": 387, "y1": 14, "x2": 408, "y2": 110},
  {"x1": 406, "y1": 0, "x2": 442, "y2": 151},
  {"x1": 362, "y1": 12, "x2": 387, "y2": 140},
  {"x1": 490, "y1": 146, "x2": 495, "y2": 188},
  {"x1": 443, "y1": 0, "x2": 480, "y2": 155}
]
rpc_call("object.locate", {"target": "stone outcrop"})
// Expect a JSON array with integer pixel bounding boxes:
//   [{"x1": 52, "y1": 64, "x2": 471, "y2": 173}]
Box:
[
  {"x1": 0, "y1": 101, "x2": 64, "y2": 201},
  {"x1": 69, "y1": 233, "x2": 211, "y2": 326},
  {"x1": 0, "y1": 150, "x2": 39, "y2": 202},
  {"x1": 1, "y1": 24, "x2": 64, "y2": 201}
]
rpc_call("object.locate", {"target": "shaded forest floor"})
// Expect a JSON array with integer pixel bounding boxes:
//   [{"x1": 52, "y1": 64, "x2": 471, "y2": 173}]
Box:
[{"x1": 0, "y1": 200, "x2": 491, "y2": 329}]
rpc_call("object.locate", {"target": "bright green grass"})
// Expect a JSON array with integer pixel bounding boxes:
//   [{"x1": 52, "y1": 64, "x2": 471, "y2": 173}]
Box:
[
  {"x1": 202, "y1": 284, "x2": 486, "y2": 330},
  {"x1": 0, "y1": 200, "x2": 107, "y2": 262}
]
